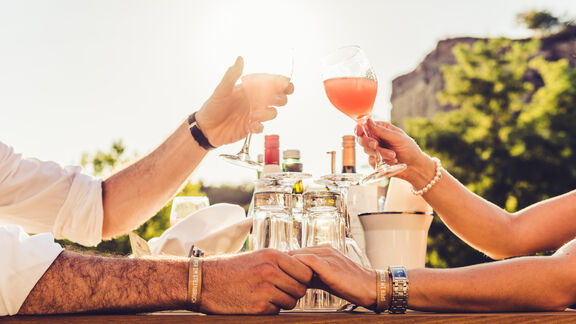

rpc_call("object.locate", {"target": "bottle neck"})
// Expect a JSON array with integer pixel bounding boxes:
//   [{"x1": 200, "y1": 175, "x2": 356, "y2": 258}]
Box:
[{"x1": 342, "y1": 146, "x2": 356, "y2": 174}]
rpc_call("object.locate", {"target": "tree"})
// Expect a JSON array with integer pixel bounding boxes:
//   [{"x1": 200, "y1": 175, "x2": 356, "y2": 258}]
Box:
[
  {"x1": 517, "y1": 10, "x2": 560, "y2": 35},
  {"x1": 404, "y1": 38, "x2": 576, "y2": 267}
]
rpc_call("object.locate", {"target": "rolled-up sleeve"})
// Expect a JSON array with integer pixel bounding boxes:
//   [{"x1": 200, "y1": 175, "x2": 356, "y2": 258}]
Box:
[
  {"x1": 0, "y1": 225, "x2": 63, "y2": 315},
  {"x1": 0, "y1": 142, "x2": 103, "y2": 246}
]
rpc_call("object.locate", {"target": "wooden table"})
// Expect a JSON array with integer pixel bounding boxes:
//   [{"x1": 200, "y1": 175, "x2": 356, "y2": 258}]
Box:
[{"x1": 4, "y1": 310, "x2": 576, "y2": 323}]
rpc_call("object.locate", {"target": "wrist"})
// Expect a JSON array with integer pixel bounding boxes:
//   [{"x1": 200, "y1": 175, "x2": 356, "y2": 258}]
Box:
[
  {"x1": 365, "y1": 269, "x2": 378, "y2": 309},
  {"x1": 404, "y1": 154, "x2": 436, "y2": 190},
  {"x1": 188, "y1": 111, "x2": 217, "y2": 151}
]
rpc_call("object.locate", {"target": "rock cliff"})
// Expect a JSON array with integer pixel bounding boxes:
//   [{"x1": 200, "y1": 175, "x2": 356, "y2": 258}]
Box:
[{"x1": 390, "y1": 26, "x2": 576, "y2": 127}]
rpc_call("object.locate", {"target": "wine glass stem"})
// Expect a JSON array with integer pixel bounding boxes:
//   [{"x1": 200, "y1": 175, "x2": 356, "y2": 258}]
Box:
[
  {"x1": 238, "y1": 132, "x2": 253, "y2": 155},
  {"x1": 339, "y1": 185, "x2": 351, "y2": 238},
  {"x1": 358, "y1": 120, "x2": 386, "y2": 167}
]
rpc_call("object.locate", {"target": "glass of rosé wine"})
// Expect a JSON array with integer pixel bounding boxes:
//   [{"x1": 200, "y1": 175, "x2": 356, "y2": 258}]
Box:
[
  {"x1": 220, "y1": 51, "x2": 294, "y2": 170},
  {"x1": 322, "y1": 45, "x2": 406, "y2": 184}
]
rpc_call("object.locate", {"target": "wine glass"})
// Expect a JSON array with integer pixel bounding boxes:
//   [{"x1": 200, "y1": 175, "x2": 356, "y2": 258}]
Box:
[
  {"x1": 322, "y1": 45, "x2": 406, "y2": 184},
  {"x1": 169, "y1": 196, "x2": 210, "y2": 227},
  {"x1": 220, "y1": 51, "x2": 294, "y2": 170}
]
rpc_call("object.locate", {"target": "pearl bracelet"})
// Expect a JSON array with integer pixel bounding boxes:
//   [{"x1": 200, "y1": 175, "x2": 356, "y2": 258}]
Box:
[{"x1": 411, "y1": 157, "x2": 442, "y2": 196}]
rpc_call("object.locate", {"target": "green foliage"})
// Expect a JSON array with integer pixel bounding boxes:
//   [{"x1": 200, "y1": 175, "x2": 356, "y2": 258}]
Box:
[
  {"x1": 517, "y1": 10, "x2": 560, "y2": 34},
  {"x1": 406, "y1": 38, "x2": 576, "y2": 268}
]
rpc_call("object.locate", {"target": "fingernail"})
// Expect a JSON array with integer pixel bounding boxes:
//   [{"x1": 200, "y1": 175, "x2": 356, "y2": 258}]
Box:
[{"x1": 370, "y1": 141, "x2": 378, "y2": 150}]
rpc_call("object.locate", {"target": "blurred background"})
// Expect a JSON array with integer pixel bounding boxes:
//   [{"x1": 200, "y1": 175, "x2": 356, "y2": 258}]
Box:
[{"x1": 1, "y1": 0, "x2": 575, "y2": 265}]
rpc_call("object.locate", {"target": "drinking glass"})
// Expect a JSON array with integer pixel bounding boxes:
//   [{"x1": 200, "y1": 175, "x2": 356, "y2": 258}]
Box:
[
  {"x1": 315, "y1": 173, "x2": 364, "y2": 237},
  {"x1": 301, "y1": 191, "x2": 345, "y2": 311},
  {"x1": 322, "y1": 45, "x2": 406, "y2": 183},
  {"x1": 220, "y1": 51, "x2": 294, "y2": 170},
  {"x1": 252, "y1": 191, "x2": 292, "y2": 252},
  {"x1": 261, "y1": 172, "x2": 312, "y2": 250},
  {"x1": 169, "y1": 196, "x2": 210, "y2": 227}
]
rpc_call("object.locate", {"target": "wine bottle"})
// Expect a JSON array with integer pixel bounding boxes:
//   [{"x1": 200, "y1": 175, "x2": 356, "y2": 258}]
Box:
[
  {"x1": 263, "y1": 135, "x2": 282, "y2": 175},
  {"x1": 282, "y1": 149, "x2": 303, "y2": 194},
  {"x1": 341, "y1": 135, "x2": 356, "y2": 173}
]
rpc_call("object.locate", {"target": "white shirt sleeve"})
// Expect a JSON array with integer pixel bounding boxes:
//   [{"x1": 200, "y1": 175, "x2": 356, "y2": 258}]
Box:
[
  {"x1": 0, "y1": 225, "x2": 64, "y2": 316},
  {"x1": 0, "y1": 141, "x2": 104, "y2": 246}
]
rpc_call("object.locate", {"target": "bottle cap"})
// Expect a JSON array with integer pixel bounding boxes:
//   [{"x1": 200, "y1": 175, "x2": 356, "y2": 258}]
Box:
[
  {"x1": 265, "y1": 135, "x2": 279, "y2": 148},
  {"x1": 283, "y1": 149, "x2": 300, "y2": 160},
  {"x1": 342, "y1": 135, "x2": 355, "y2": 147}
]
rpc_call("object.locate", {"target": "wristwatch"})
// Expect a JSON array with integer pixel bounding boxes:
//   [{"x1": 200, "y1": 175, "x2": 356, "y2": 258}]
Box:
[{"x1": 388, "y1": 266, "x2": 409, "y2": 314}]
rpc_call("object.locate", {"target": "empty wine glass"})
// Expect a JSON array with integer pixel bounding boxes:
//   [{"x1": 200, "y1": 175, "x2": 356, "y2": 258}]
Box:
[
  {"x1": 220, "y1": 51, "x2": 294, "y2": 170},
  {"x1": 322, "y1": 45, "x2": 406, "y2": 184},
  {"x1": 169, "y1": 196, "x2": 210, "y2": 227}
]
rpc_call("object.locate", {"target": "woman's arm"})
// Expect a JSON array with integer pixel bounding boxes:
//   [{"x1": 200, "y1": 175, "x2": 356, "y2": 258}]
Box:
[
  {"x1": 293, "y1": 242, "x2": 576, "y2": 312},
  {"x1": 358, "y1": 120, "x2": 576, "y2": 259}
]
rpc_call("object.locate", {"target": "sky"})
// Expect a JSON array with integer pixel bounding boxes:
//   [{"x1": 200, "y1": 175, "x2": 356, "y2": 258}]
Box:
[{"x1": 1, "y1": 0, "x2": 575, "y2": 186}]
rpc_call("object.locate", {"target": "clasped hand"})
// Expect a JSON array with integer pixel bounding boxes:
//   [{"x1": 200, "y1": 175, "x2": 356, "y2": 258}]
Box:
[{"x1": 199, "y1": 246, "x2": 376, "y2": 314}]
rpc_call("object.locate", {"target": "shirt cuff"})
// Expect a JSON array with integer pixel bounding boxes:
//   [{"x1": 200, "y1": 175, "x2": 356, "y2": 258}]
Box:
[
  {"x1": 0, "y1": 225, "x2": 63, "y2": 316},
  {"x1": 53, "y1": 167, "x2": 104, "y2": 247}
]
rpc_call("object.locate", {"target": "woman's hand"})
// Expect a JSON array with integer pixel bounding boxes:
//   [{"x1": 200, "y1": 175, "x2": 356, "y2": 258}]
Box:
[
  {"x1": 195, "y1": 57, "x2": 294, "y2": 147},
  {"x1": 356, "y1": 119, "x2": 433, "y2": 184},
  {"x1": 290, "y1": 245, "x2": 377, "y2": 309}
]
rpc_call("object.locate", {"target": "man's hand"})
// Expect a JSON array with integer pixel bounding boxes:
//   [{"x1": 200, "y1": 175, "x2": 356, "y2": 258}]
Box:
[
  {"x1": 200, "y1": 249, "x2": 312, "y2": 314},
  {"x1": 290, "y1": 245, "x2": 377, "y2": 309},
  {"x1": 195, "y1": 57, "x2": 294, "y2": 148}
]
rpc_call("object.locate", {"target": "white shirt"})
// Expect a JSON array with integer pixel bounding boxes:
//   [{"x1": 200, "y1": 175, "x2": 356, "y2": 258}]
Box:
[{"x1": 0, "y1": 141, "x2": 103, "y2": 315}]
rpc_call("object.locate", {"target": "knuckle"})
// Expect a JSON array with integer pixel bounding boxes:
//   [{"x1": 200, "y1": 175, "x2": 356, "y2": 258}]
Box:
[
  {"x1": 255, "y1": 262, "x2": 277, "y2": 279},
  {"x1": 252, "y1": 300, "x2": 270, "y2": 314}
]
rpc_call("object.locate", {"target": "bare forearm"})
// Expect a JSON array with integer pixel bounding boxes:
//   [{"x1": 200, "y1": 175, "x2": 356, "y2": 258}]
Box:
[
  {"x1": 408, "y1": 255, "x2": 575, "y2": 312},
  {"x1": 421, "y1": 169, "x2": 515, "y2": 259},
  {"x1": 102, "y1": 120, "x2": 207, "y2": 238},
  {"x1": 18, "y1": 251, "x2": 188, "y2": 314},
  {"x1": 411, "y1": 157, "x2": 576, "y2": 258}
]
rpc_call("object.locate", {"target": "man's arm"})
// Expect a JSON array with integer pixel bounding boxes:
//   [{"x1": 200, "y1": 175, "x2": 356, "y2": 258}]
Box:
[
  {"x1": 18, "y1": 250, "x2": 188, "y2": 314},
  {"x1": 101, "y1": 57, "x2": 292, "y2": 239},
  {"x1": 18, "y1": 249, "x2": 311, "y2": 315}
]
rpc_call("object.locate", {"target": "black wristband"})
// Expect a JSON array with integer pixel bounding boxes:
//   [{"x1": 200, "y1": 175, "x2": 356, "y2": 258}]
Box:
[{"x1": 188, "y1": 112, "x2": 216, "y2": 151}]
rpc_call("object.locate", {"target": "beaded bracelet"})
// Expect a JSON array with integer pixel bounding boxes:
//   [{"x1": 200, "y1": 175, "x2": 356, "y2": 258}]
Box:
[
  {"x1": 411, "y1": 157, "x2": 442, "y2": 196},
  {"x1": 187, "y1": 258, "x2": 203, "y2": 311}
]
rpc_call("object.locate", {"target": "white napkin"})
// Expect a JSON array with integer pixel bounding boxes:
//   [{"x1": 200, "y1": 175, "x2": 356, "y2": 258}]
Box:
[
  {"x1": 143, "y1": 203, "x2": 251, "y2": 257},
  {"x1": 384, "y1": 177, "x2": 433, "y2": 214}
]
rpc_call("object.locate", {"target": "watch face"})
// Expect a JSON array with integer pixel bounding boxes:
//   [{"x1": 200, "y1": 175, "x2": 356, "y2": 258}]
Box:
[{"x1": 391, "y1": 267, "x2": 408, "y2": 280}]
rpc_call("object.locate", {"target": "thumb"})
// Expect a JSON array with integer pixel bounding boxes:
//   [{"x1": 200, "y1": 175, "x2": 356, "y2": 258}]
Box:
[{"x1": 213, "y1": 56, "x2": 243, "y2": 97}]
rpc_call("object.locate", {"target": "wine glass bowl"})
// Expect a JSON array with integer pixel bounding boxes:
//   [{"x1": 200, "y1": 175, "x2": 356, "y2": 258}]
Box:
[{"x1": 321, "y1": 46, "x2": 406, "y2": 184}]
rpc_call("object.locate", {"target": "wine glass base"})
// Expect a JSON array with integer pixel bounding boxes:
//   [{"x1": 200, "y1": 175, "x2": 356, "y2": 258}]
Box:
[
  {"x1": 361, "y1": 163, "x2": 407, "y2": 184},
  {"x1": 220, "y1": 153, "x2": 263, "y2": 170},
  {"x1": 262, "y1": 172, "x2": 313, "y2": 181}
]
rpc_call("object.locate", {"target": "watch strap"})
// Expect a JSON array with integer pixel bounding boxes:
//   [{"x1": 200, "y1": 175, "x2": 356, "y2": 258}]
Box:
[{"x1": 388, "y1": 266, "x2": 409, "y2": 314}]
